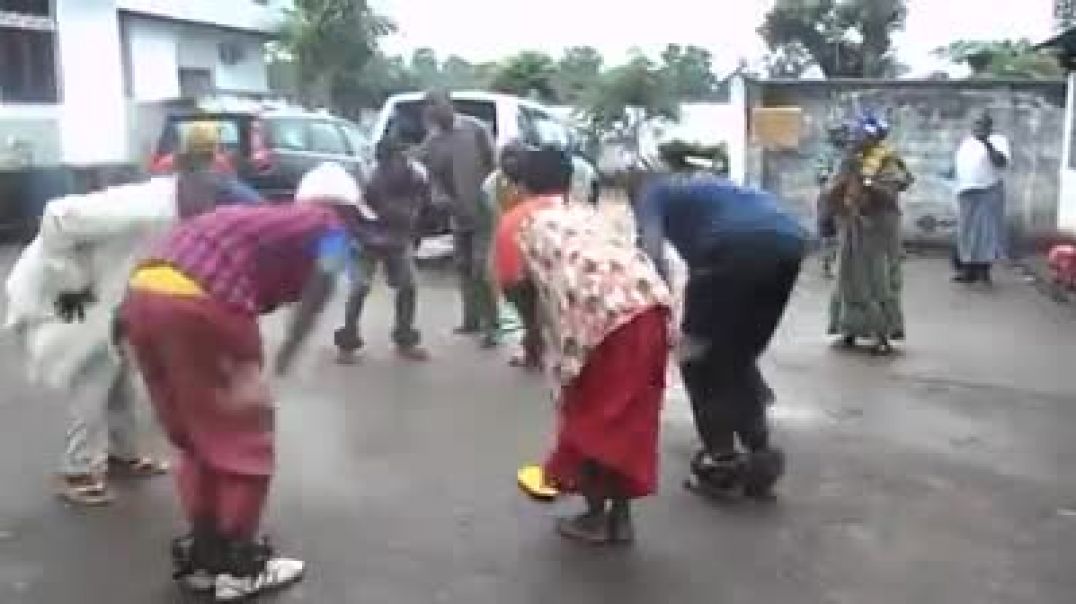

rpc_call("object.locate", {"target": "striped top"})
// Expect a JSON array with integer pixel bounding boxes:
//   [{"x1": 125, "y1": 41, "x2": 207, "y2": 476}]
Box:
[{"x1": 146, "y1": 204, "x2": 343, "y2": 315}]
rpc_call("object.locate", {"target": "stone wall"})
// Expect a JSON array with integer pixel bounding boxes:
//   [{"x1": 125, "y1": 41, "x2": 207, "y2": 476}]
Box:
[{"x1": 745, "y1": 79, "x2": 1067, "y2": 251}]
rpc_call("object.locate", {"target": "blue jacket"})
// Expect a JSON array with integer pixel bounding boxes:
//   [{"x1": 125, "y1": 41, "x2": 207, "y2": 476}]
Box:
[{"x1": 636, "y1": 175, "x2": 806, "y2": 279}]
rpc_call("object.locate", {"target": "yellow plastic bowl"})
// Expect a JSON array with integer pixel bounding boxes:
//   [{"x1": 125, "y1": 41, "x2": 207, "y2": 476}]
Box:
[{"x1": 516, "y1": 464, "x2": 559, "y2": 501}]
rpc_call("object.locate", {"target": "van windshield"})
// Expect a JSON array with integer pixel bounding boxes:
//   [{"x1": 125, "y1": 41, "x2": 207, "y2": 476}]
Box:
[{"x1": 387, "y1": 99, "x2": 498, "y2": 146}]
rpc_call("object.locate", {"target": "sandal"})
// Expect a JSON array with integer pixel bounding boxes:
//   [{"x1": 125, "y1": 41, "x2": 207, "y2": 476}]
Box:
[
  {"x1": 556, "y1": 512, "x2": 611, "y2": 545},
  {"x1": 58, "y1": 474, "x2": 114, "y2": 506},
  {"x1": 108, "y1": 455, "x2": 170, "y2": 478}
]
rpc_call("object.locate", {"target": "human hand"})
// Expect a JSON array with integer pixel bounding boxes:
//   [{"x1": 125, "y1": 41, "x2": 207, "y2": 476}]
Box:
[{"x1": 54, "y1": 288, "x2": 96, "y2": 322}]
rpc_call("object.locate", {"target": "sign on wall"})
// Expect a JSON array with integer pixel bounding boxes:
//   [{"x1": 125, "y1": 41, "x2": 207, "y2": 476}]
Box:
[{"x1": 751, "y1": 107, "x2": 802, "y2": 149}]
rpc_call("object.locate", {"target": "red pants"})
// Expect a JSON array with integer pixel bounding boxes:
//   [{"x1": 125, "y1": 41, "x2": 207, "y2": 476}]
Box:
[
  {"x1": 122, "y1": 291, "x2": 274, "y2": 540},
  {"x1": 543, "y1": 308, "x2": 669, "y2": 499}
]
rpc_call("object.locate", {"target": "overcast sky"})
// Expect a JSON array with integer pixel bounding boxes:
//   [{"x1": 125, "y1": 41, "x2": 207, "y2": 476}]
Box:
[{"x1": 369, "y1": 0, "x2": 1057, "y2": 75}]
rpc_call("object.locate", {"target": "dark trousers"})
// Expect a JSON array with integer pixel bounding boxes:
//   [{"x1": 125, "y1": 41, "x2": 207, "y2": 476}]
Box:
[
  {"x1": 339, "y1": 247, "x2": 420, "y2": 348},
  {"x1": 504, "y1": 281, "x2": 541, "y2": 364},
  {"x1": 454, "y1": 229, "x2": 498, "y2": 334},
  {"x1": 680, "y1": 237, "x2": 803, "y2": 455}
]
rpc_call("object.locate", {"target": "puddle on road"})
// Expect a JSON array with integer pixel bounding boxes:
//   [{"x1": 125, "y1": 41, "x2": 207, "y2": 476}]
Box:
[
  {"x1": 664, "y1": 381, "x2": 828, "y2": 427},
  {"x1": 769, "y1": 403, "x2": 827, "y2": 424}
]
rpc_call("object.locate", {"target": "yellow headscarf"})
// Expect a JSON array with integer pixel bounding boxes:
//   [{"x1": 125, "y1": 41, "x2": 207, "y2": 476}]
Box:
[{"x1": 183, "y1": 121, "x2": 220, "y2": 158}]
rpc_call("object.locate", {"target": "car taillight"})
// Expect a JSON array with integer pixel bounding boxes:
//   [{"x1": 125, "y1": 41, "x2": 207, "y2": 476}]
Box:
[
  {"x1": 250, "y1": 120, "x2": 274, "y2": 173},
  {"x1": 149, "y1": 153, "x2": 175, "y2": 174}
]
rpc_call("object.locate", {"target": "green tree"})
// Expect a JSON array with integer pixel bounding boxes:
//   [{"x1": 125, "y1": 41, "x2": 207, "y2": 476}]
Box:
[
  {"x1": 332, "y1": 53, "x2": 417, "y2": 111},
  {"x1": 759, "y1": 0, "x2": 907, "y2": 78},
  {"x1": 277, "y1": 0, "x2": 394, "y2": 109},
  {"x1": 442, "y1": 55, "x2": 483, "y2": 89},
  {"x1": 581, "y1": 54, "x2": 679, "y2": 167},
  {"x1": 409, "y1": 47, "x2": 442, "y2": 88},
  {"x1": 489, "y1": 51, "x2": 559, "y2": 102},
  {"x1": 934, "y1": 39, "x2": 1064, "y2": 79},
  {"x1": 554, "y1": 46, "x2": 604, "y2": 104},
  {"x1": 659, "y1": 44, "x2": 718, "y2": 98}
]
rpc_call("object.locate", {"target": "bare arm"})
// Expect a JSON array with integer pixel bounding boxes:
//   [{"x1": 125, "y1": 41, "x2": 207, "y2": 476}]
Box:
[
  {"x1": 274, "y1": 270, "x2": 336, "y2": 375},
  {"x1": 273, "y1": 230, "x2": 349, "y2": 375},
  {"x1": 982, "y1": 139, "x2": 1009, "y2": 168}
]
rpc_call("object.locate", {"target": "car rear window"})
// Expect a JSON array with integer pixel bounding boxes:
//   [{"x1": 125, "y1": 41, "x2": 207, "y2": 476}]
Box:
[
  {"x1": 158, "y1": 117, "x2": 244, "y2": 155},
  {"x1": 267, "y1": 118, "x2": 308, "y2": 152},
  {"x1": 387, "y1": 99, "x2": 498, "y2": 146}
]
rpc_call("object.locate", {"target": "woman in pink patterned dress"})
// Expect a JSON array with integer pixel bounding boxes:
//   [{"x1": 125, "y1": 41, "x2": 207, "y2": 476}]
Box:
[{"x1": 509, "y1": 147, "x2": 674, "y2": 544}]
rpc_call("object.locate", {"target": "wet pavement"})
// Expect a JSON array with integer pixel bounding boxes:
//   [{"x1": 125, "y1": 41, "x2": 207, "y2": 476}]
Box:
[{"x1": 0, "y1": 248, "x2": 1075, "y2": 603}]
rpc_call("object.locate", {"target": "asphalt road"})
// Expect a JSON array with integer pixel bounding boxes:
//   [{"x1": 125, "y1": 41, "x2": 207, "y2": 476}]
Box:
[{"x1": 0, "y1": 251, "x2": 1074, "y2": 604}]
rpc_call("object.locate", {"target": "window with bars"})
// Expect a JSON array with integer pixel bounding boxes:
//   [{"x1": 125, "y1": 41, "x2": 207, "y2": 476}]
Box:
[
  {"x1": 0, "y1": 27, "x2": 58, "y2": 103},
  {"x1": 0, "y1": 1, "x2": 57, "y2": 103},
  {"x1": 0, "y1": 1, "x2": 50, "y2": 17}
]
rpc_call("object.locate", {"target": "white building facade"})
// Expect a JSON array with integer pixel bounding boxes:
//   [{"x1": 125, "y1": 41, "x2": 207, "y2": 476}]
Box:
[{"x1": 0, "y1": 0, "x2": 285, "y2": 168}]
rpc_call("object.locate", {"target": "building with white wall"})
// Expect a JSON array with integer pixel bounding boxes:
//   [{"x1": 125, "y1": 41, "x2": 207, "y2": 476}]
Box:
[{"x1": 0, "y1": 0, "x2": 285, "y2": 168}]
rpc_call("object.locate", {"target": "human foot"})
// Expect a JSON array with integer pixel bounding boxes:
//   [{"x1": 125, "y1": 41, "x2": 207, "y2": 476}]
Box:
[{"x1": 556, "y1": 511, "x2": 611, "y2": 545}]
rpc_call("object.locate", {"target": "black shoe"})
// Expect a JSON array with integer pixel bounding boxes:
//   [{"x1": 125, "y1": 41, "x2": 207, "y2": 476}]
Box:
[
  {"x1": 479, "y1": 332, "x2": 500, "y2": 349},
  {"x1": 333, "y1": 328, "x2": 364, "y2": 353},
  {"x1": 952, "y1": 272, "x2": 975, "y2": 283},
  {"x1": 172, "y1": 532, "x2": 221, "y2": 592},
  {"x1": 741, "y1": 448, "x2": 786, "y2": 500},
  {"x1": 685, "y1": 450, "x2": 744, "y2": 499},
  {"x1": 453, "y1": 325, "x2": 481, "y2": 336}
]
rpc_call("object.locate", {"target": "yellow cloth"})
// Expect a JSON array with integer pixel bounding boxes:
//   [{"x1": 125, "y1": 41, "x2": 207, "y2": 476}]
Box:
[
  {"x1": 184, "y1": 121, "x2": 220, "y2": 157},
  {"x1": 858, "y1": 142, "x2": 896, "y2": 181},
  {"x1": 129, "y1": 266, "x2": 205, "y2": 297}
]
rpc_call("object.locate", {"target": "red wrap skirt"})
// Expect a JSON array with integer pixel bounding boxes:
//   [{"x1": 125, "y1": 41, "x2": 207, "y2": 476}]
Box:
[{"x1": 543, "y1": 307, "x2": 669, "y2": 499}]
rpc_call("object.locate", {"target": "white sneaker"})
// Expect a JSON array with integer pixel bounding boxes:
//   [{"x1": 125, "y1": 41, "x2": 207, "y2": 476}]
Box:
[
  {"x1": 214, "y1": 557, "x2": 306, "y2": 601},
  {"x1": 177, "y1": 569, "x2": 215, "y2": 593}
]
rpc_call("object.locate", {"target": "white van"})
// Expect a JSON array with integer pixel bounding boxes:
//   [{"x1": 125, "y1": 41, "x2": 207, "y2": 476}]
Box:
[{"x1": 372, "y1": 91, "x2": 598, "y2": 205}]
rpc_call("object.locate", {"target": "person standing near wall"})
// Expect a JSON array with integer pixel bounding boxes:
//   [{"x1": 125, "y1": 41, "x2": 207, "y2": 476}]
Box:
[
  {"x1": 825, "y1": 114, "x2": 913, "y2": 356},
  {"x1": 953, "y1": 112, "x2": 1010, "y2": 284}
]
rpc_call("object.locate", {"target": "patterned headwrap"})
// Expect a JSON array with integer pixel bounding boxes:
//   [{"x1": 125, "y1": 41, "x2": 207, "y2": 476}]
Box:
[{"x1": 854, "y1": 112, "x2": 889, "y2": 141}]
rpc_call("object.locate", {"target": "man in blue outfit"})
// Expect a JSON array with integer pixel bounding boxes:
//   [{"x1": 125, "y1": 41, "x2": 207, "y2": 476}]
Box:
[{"x1": 633, "y1": 149, "x2": 807, "y2": 499}]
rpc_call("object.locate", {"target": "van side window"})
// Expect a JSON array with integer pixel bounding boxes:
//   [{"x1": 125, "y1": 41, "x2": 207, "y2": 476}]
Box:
[
  {"x1": 517, "y1": 110, "x2": 541, "y2": 147},
  {"x1": 531, "y1": 109, "x2": 570, "y2": 148}
]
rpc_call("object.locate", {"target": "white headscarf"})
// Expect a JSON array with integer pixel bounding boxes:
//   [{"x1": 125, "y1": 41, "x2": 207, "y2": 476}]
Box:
[{"x1": 295, "y1": 162, "x2": 376, "y2": 220}]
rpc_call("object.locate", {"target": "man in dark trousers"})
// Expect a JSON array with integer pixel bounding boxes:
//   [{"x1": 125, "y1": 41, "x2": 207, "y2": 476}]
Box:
[
  {"x1": 335, "y1": 136, "x2": 432, "y2": 361},
  {"x1": 634, "y1": 151, "x2": 807, "y2": 499},
  {"x1": 416, "y1": 90, "x2": 498, "y2": 346}
]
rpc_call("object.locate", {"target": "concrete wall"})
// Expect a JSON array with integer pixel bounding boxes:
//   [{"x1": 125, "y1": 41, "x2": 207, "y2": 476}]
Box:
[
  {"x1": 0, "y1": 0, "x2": 127, "y2": 167},
  {"x1": 55, "y1": 0, "x2": 128, "y2": 166},
  {"x1": 125, "y1": 15, "x2": 270, "y2": 102},
  {"x1": 1058, "y1": 73, "x2": 1076, "y2": 235},
  {"x1": 116, "y1": 0, "x2": 286, "y2": 34},
  {"x1": 746, "y1": 79, "x2": 1067, "y2": 250},
  {"x1": 1, "y1": 1, "x2": 274, "y2": 169},
  {"x1": 0, "y1": 107, "x2": 62, "y2": 168}
]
